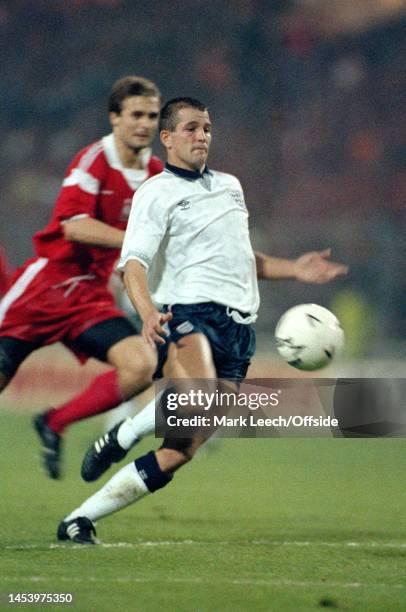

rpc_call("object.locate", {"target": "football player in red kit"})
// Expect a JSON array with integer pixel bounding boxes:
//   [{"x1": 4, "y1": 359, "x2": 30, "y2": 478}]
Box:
[{"x1": 0, "y1": 76, "x2": 164, "y2": 479}]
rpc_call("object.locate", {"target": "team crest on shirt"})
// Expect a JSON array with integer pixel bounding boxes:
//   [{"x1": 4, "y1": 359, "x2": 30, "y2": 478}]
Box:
[
  {"x1": 229, "y1": 190, "x2": 245, "y2": 208},
  {"x1": 177, "y1": 199, "x2": 191, "y2": 211}
]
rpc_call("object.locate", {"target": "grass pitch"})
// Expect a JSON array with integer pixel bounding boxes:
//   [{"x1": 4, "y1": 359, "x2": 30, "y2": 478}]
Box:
[{"x1": 0, "y1": 411, "x2": 405, "y2": 611}]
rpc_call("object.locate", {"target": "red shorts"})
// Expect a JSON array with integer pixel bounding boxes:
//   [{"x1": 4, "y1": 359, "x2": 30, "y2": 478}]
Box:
[{"x1": 0, "y1": 257, "x2": 125, "y2": 351}]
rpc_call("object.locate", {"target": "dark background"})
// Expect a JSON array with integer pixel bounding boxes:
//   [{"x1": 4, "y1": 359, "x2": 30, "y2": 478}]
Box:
[{"x1": 1, "y1": 0, "x2": 405, "y2": 355}]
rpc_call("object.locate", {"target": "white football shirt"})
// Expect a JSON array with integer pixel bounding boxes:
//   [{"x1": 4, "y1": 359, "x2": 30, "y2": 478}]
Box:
[{"x1": 118, "y1": 164, "x2": 260, "y2": 314}]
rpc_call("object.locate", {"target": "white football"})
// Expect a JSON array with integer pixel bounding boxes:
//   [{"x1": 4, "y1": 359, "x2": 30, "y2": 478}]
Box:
[{"x1": 275, "y1": 304, "x2": 344, "y2": 371}]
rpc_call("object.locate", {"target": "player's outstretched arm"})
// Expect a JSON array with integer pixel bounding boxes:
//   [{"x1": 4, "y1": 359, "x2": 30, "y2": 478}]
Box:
[
  {"x1": 63, "y1": 217, "x2": 125, "y2": 249},
  {"x1": 123, "y1": 260, "x2": 172, "y2": 347},
  {"x1": 255, "y1": 248, "x2": 348, "y2": 283}
]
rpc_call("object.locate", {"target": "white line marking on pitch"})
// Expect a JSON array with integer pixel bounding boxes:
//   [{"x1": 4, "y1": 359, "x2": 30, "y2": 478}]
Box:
[
  {"x1": 3, "y1": 540, "x2": 406, "y2": 550},
  {"x1": 0, "y1": 575, "x2": 405, "y2": 590}
]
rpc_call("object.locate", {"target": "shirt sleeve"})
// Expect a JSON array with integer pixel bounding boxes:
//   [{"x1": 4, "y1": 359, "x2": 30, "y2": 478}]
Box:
[
  {"x1": 118, "y1": 181, "x2": 169, "y2": 271},
  {"x1": 53, "y1": 144, "x2": 104, "y2": 222}
]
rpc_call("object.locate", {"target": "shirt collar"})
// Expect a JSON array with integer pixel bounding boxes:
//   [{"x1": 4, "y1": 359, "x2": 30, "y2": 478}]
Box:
[
  {"x1": 165, "y1": 162, "x2": 211, "y2": 180},
  {"x1": 103, "y1": 134, "x2": 152, "y2": 170}
]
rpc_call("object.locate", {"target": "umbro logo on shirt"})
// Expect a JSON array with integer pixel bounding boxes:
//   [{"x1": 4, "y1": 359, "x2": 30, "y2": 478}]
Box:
[{"x1": 177, "y1": 200, "x2": 191, "y2": 210}]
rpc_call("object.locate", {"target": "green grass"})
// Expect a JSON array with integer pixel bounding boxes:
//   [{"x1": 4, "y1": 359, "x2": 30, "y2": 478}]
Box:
[{"x1": 0, "y1": 411, "x2": 405, "y2": 611}]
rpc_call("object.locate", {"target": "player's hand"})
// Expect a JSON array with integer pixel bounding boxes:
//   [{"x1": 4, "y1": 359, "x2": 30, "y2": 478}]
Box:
[
  {"x1": 294, "y1": 248, "x2": 348, "y2": 284},
  {"x1": 142, "y1": 310, "x2": 173, "y2": 347}
]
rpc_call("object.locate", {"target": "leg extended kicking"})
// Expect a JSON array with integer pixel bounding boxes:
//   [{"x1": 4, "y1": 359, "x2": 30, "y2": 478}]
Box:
[
  {"x1": 80, "y1": 329, "x2": 215, "y2": 480},
  {"x1": 58, "y1": 333, "x2": 218, "y2": 543}
]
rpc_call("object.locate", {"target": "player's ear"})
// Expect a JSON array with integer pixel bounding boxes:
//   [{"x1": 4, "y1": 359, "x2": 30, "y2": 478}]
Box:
[
  {"x1": 109, "y1": 112, "x2": 120, "y2": 128},
  {"x1": 160, "y1": 130, "x2": 172, "y2": 149}
]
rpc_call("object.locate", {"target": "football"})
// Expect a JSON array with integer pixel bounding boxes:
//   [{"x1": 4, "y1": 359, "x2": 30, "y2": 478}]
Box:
[{"x1": 275, "y1": 303, "x2": 344, "y2": 371}]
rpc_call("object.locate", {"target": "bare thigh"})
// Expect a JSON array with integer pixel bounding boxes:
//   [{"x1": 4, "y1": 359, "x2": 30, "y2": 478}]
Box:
[{"x1": 157, "y1": 333, "x2": 218, "y2": 471}]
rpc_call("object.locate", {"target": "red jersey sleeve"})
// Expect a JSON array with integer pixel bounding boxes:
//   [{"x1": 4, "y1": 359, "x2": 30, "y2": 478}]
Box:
[
  {"x1": 54, "y1": 140, "x2": 107, "y2": 223},
  {"x1": 33, "y1": 141, "x2": 163, "y2": 269}
]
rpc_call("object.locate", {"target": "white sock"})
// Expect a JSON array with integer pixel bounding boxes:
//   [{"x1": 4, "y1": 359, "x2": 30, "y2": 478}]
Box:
[
  {"x1": 104, "y1": 399, "x2": 136, "y2": 431},
  {"x1": 117, "y1": 391, "x2": 163, "y2": 449},
  {"x1": 64, "y1": 462, "x2": 149, "y2": 523}
]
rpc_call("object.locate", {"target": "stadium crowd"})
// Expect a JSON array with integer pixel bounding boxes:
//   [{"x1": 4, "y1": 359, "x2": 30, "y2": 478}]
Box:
[{"x1": 0, "y1": 0, "x2": 405, "y2": 341}]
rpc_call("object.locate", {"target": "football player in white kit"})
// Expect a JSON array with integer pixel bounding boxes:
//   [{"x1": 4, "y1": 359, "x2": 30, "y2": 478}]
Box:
[{"x1": 57, "y1": 97, "x2": 347, "y2": 543}]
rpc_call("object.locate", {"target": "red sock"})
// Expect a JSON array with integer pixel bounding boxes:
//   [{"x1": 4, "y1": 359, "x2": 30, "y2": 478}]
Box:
[{"x1": 46, "y1": 370, "x2": 124, "y2": 434}]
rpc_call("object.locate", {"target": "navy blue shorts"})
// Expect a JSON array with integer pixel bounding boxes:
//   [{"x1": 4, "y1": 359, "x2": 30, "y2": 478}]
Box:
[{"x1": 155, "y1": 302, "x2": 256, "y2": 381}]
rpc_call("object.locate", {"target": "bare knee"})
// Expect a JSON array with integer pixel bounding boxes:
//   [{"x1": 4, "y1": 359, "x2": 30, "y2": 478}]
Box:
[
  {"x1": 107, "y1": 337, "x2": 157, "y2": 397},
  {"x1": 124, "y1": 358, "x2": 155, "y2": 381},
  {"x1": 117, "y1": 356, "x2": 155, "y2": 397}
]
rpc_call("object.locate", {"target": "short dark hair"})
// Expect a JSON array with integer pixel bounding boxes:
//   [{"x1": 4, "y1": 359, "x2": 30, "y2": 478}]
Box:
[
  {"x1": 108, "y1": 76, "x2": 161, "y2": 114},
  {"x1": 159, "y1": 97, "x2": 208, "y2": 132}
]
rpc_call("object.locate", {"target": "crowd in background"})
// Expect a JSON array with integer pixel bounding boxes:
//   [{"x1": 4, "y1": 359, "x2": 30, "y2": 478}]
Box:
[{"x1": 1, "y1": 0, "x2": 405, "y2": 350}]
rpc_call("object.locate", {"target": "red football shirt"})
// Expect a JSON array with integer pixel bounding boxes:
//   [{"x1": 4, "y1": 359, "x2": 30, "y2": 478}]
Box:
[{"x1": 33, "y1": 134, "x2": 163, "y2": 282}]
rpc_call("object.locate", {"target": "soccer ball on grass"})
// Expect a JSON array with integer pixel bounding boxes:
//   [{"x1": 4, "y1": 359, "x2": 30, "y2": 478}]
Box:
[{"x1": 275, "y1": 304, "x2": 344, "y2": 371}]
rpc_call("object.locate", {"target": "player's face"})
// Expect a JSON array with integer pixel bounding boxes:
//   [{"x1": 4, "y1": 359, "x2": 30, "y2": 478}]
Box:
[
  {"x1": 110, "y1": 96, "x2": 160, "y2": 151},
  {"x1": 162, "y1": 107, "x2": 212, "y2": 172}
]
